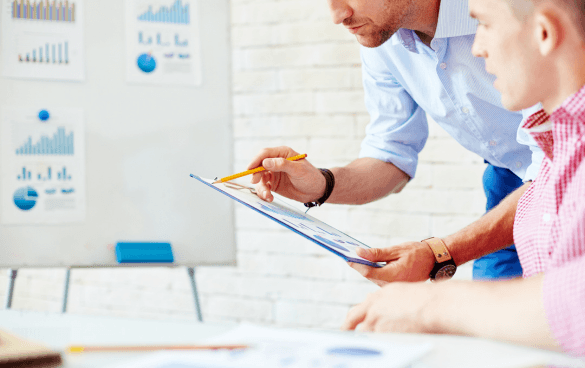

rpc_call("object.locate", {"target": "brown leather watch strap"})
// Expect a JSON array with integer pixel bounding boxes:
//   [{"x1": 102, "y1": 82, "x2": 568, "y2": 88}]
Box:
[{"x1": 421, "y1": 237, "x2": 452, "y2": 263}]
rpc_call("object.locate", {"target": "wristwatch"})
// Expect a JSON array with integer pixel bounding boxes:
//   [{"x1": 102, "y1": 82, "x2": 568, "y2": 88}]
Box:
[{"x1": 421, "y1": 237, "x2": 457, "y2": 281}]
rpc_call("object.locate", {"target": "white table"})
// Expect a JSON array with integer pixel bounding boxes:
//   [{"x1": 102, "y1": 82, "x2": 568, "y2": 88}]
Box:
[{"x1": 0, "y1": 310, "x2": 583, "y2": 368}]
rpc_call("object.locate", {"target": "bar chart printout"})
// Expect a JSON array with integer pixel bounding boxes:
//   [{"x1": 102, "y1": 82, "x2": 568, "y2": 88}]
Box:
[
  {"x1": 18, "y1": 41, "x2": 69, "y2": 64},
  {"x1": 15, "y1": 127, "x2": 74, "y2": 155},
  {"x1": 11, "y1": 0, "x2": 76, "y2": 22},
  {"x1": 137, "y1": 0, "x2": 189, "y2": 24},
  {"x1": 0, "y1": 107, "x2": 86, "y2": 224},
  {"x1": 126, "y1": 0, "x2": 201, "y2": 86},
  {"x1": 1, "y1": 0, "x2": 85, "y2": 81}
]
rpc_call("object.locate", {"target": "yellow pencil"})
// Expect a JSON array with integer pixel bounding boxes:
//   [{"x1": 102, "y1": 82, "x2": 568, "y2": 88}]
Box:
[
  {"x1": 213, "y1": 153, "x2": 307, "y2": 184},
  {"x1": 67, "y1": 344, "x2": 249, "y2": 353}
]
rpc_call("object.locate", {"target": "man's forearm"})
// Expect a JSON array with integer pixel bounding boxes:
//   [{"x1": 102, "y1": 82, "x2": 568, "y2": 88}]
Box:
[
  {"x1": 328, "y1": 158, "x2": 410, "y2": 205},
  {"x1": 443, "y1": 182, "x2": 532, "y2": 266},
  {"x1": 424, "y1": 275, "x2": 559, "y2": 350}
]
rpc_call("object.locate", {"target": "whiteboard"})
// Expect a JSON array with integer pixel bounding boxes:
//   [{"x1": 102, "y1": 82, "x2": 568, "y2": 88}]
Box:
[{"x1": 0, "y1": 0, "x2": 235, "y2": 267}]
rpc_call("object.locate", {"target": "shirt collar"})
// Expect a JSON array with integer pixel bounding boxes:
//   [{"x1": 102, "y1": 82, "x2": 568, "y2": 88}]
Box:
[
  {"x1": 392, "y1": 0, "x2": 477, "y2": 52},
  {"x1": 551, "y1": 84, "x2": 585, "y2": 122},
  {"x1": 433, "y1": 0, "x2": 478, "y2": 39},
  {"x1": 522, "y1": 109, "x2": 554, "y2": 161},
  {"x1": 522, "y1": 109, "x2": 550, "y2": 130}
]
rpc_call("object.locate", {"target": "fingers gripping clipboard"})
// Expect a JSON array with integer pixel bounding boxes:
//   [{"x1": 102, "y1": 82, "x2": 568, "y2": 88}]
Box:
[{"x1": 190, "y1": 175, "x2": 384, "y2": 268}]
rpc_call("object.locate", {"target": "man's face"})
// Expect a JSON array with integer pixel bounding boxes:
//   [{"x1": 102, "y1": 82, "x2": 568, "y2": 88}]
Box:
[
  {"x1": 470, "y1": 0, "x2": 542, "y2": 111},
  {"x1": 328, "y1": 0, "x2": 416, "y2": 48}
]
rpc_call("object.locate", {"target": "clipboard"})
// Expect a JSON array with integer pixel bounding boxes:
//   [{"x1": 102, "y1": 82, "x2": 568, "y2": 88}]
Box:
[
  {"x1": 0, "y1": 330, "x2": 62, "y2": 367},
  {"x1": 190, "y1": 175, "x2": 383, "y2": 268}
]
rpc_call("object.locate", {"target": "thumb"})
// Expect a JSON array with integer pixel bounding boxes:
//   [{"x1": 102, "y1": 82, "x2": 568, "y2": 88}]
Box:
[
  {"x1": 356, "y1": 247, "x2": 398, "y2": 262},
  {"x1": 263, "y1": 157, "x2": 296, "y2": 174}
]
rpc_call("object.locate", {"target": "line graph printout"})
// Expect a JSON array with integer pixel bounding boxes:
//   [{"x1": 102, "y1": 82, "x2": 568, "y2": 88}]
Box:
[
  {"x1": 125, "y1": 0, "x2": 201, "y2": 86},
  {"x1": 191, "y1": 176, "x2": 384, "y2": 268},
  {"x1": 0, "y1": 107, "x2": 86, "y2": 224},
  {"x1": 1, "y1": 0, "x2": 85, "y2": 81}
]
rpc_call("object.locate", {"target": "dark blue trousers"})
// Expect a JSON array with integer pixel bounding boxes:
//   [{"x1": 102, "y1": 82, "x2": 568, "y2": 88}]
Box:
[{"x1": 472, "y1": 163, "x2": 524, "y2": 280}]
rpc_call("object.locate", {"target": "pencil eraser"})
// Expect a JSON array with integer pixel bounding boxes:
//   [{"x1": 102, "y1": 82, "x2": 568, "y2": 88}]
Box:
[{"x1": 115, "y1": 242, "x2": 174, "y2": 263}]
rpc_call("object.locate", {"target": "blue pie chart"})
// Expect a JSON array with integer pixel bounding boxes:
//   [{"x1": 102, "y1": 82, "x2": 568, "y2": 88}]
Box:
[
  {"x1": 13, "y1": 187, "x2": 38, "y2": 211},
  {"x1": 137, "y1": 53, "x2": 156, "y2": 73}
]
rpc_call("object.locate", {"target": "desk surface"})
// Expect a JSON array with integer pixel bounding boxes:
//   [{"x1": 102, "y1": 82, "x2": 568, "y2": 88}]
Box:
[{"x1": 0, "y1": 310, "x2": 583, "y2": 368}]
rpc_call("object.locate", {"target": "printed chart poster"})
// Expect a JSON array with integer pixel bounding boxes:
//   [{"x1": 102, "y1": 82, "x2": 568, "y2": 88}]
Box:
[
  {"x1": 0, "y1": 107, "x2": 86, "y2": 224},
  {"x1": 0, "y1": 0, "x2": 85, "y2": 81},
  {"x1": 125, "y1": 0, "x2": 202, "y2": 86}
]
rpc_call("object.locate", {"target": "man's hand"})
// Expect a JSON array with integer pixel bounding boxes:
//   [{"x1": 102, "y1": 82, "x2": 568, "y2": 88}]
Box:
[
  {"x1": 348, "y1": 242, "x2": 436, "y2": 286},
  {"x1": 247, "y1": 146, "x2": 326, "y2": 203},
  {"x1": 341, "y1": 282, "x2": 436, "y2": 333}
]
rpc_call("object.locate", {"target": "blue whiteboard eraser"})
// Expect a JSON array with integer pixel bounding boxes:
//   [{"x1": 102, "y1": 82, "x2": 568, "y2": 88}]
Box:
[{"x1": 115, "y1": 242, "x2": 174, "y2": 263}]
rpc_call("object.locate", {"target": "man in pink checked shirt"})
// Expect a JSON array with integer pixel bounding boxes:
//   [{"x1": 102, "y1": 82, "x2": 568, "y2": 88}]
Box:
[{"x1": 341, "y1": 0, "x2": 585, "y2": 356}]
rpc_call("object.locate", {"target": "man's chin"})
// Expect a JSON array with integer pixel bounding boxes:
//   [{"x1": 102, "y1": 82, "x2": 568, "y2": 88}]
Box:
[
  {"x1": 501, "y1": 96, "x2": 529, "y2": 112},
  {"x1": 356, "y1": 35, "x2": 386, "y2": 48}
]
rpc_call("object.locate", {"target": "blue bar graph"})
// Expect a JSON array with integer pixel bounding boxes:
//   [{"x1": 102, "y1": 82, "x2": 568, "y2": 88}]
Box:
[
  {"x1": 17, "y1": 166, "x2": 70, "y2": 181},
  {"x1": 15, "y1": 127, "x2": 74, "y2": 156},
  {"x1": 175, "y1": 34, "x2": 187, "y2": 46},
  {"x1": 19, "y1": 41, "x2": 68, "y2": 64},
  {"x1": 137, "y1": 0, "x2": 190, "y2": 25}
]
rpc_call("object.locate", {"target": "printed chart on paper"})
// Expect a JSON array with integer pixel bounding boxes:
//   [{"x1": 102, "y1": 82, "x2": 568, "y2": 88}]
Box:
[
  {"x1": 0, "y1": 107, "x2": 86, "y2": 224},
  {"x1": 125, "y1": 0, "x2": 202, "y2": 86},
  {"x1": 1, "y1": 0, "x2": 85, "y2": 81}
]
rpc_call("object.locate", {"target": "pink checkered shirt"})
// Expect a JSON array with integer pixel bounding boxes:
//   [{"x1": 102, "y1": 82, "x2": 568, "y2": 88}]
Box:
[{"x1": 514, "y1": 86, "x2": 585, "y2": 356}]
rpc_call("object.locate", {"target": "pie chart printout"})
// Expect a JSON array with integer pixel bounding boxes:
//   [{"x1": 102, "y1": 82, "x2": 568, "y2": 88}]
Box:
[
  {"x1": 137, "y1": 53, "x2": 156, "y2": 73},
  {"x1": 13, "y1": 186, "x2": 38, "y2": 211}
]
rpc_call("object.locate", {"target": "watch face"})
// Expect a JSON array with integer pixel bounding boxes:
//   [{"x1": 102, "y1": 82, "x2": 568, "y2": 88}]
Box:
[{"x1": 435, "y1": 264, "x2": 456, "y2": 280}]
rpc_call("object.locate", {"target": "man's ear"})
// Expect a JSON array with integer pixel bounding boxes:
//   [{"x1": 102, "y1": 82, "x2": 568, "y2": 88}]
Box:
[{"x1": 533, "y1": 9, "x2": 562, "y2": 56}]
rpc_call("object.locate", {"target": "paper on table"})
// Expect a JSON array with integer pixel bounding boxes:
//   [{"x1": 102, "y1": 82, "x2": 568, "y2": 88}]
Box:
[
  {"x1": 191, "y1": 175, "x2": 384, "y2": 268},
  {"x1": 104, "y1": 323, "x2": 432, "y2": 368}
]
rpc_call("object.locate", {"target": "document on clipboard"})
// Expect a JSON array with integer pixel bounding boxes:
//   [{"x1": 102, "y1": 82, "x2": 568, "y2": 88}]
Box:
[{"x1": 190, "y1": 175, "x2": 384, "y2": 268}]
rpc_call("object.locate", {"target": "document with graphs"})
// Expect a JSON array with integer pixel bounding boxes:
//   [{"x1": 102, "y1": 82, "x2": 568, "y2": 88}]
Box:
[
  {"x1": 191, "y1": 175, "x2": 383, "y2": 268},
  {"x1": 0, "y1": 107, "x2": 86, "y2": 224},
  {"x1": 1, "y1": 0, "x2": 85, "y2": 81}
]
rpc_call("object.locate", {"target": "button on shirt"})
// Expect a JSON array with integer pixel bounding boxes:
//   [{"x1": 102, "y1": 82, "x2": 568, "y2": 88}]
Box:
[
  {"x1": 358, "y1": 0, "x2": 543, "y2": 181},
  {"x1": 514, "y1": 86, "x2": 585, "y2": 356}
]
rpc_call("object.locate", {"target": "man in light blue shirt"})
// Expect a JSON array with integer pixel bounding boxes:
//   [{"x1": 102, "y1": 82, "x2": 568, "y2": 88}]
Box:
[{"x1": 247, "y1": 0, "x2": 542, "y2": 282}]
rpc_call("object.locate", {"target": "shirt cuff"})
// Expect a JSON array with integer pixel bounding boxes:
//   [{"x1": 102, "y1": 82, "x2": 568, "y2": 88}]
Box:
[
  {"x1": 358, "y1": 141, "x2": 417, "y2": 179},
  {"x1": 543, "y1": 257, "x2": 585, "y2": 356}
]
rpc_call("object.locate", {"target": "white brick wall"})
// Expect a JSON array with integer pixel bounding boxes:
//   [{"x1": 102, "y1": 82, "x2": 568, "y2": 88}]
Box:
[{"x1": 0, "y1": 0, "x2": 486, "y2": 328}]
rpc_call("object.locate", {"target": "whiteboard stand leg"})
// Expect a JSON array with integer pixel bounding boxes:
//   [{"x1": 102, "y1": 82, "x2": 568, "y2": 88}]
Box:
[
  {"x1": 187, "y1": 267, "x2": 203, "y2": 322},
  {"x1": 62, "y1": 268, "x2": 71, "y2": 313},
  {"x1": 5, "y1": 269, "x2": 17, "y2": 310}
]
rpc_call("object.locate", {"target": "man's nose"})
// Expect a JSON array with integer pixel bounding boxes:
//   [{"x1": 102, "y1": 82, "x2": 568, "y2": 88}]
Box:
[
  {"x1": 471, "y1": 38, "x2": 486, "y2": 58},
  {"x1": 328, "y1": 0, "x2": 352, "y2": 24}
]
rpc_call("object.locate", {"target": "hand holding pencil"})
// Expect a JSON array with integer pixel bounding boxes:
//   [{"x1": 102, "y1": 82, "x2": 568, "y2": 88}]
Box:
[
  {"x1": 245, "y1": 146, "x2": 328, "y2": 204},
  {"x1": 213, "y1": 153, "x2": 307, "y2": 184}
]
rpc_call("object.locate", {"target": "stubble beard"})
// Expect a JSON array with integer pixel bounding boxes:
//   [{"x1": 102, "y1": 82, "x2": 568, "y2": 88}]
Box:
[{"x1": 356, "y1": 0, "x2": 414, "y2": 48}]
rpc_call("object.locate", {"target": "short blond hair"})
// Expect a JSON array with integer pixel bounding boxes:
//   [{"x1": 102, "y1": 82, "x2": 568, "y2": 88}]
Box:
[{"x1": 505, "y1": 0, "x2": 585, "y2": 37}]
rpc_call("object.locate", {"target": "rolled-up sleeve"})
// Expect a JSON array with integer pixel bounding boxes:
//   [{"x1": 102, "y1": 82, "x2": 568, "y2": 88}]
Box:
[
  {"x1": 543, "y1": 257, "x2": 585, "y2": 356},
  {"x1": 358, "y1": 46, "x2": 428, "y2": 180}
]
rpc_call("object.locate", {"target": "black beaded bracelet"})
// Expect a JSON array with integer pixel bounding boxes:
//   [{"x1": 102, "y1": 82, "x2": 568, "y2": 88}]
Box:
[{"x1": 304, "y1": 168, "x2": 335, "y2": 210}]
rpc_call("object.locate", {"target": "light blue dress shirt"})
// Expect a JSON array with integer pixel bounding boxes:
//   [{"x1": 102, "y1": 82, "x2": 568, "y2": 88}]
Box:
[{"x1": 358, "y1": 0, "x2": 543, "y2": 182}]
